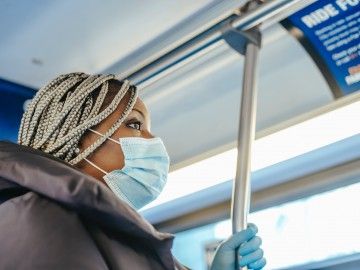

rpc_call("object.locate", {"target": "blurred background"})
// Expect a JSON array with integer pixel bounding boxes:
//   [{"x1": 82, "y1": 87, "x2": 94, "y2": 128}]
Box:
[{"x1": 0, "y1": 0, "x2": 359, "y2": 269}]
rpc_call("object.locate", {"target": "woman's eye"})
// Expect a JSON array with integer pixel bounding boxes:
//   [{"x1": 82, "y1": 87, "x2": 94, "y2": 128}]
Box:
[{"x1": 127, "y1": 121, "x2": 142, "y2": 131}]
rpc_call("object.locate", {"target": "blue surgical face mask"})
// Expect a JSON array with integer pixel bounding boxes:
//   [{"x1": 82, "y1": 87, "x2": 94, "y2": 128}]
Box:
[{"x1": 84, "y1": 129, "x2": 170, "y2": 210}]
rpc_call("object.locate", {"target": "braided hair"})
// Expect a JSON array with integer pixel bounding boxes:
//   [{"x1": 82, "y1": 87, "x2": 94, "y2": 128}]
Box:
[{"x1": 18, "y1": 72, "x2": 138, "y2": 165}]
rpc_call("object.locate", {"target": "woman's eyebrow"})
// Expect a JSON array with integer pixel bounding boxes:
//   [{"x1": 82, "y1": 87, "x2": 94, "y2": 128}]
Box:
[{"x1": 132, "y1": 108, "x2": 145, "y2": 119}]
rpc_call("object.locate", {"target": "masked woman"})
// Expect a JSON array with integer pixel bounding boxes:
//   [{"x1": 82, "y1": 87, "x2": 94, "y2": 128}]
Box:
[{"x1": 0, "y1": 73, "x2": 266, "y2": 270}]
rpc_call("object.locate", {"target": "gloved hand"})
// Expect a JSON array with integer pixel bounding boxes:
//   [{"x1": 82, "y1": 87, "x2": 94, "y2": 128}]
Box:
[{"x1": 210, "y1": 223, "x2": 266, "y2": 270}]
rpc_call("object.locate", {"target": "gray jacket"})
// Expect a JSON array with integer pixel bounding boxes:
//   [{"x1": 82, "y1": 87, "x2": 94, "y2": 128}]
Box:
[{"x1": 0, "y1": 141, "x2": 186, "y2": 270}]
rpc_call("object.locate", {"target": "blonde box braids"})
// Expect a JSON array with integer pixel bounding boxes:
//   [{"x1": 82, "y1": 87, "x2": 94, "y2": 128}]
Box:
[{"x1": 18, "y1": 72, "x2": 138, "y2": 165}]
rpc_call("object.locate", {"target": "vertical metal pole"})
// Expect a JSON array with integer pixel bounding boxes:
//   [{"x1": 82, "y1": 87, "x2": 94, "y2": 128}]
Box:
[{"x1": 231, "y1": 41, "x2": 260, "y2": 269}]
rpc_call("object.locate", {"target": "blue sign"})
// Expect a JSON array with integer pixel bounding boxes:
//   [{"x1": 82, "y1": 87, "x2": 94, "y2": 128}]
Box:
[{"x1": 285, "y1": 0, "x2": 360, "y2": 96}]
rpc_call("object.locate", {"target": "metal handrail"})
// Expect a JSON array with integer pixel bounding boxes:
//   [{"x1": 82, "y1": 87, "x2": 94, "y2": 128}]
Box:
[{"x1": 105, "y1": 0, "x2": 314, "y2": 86}]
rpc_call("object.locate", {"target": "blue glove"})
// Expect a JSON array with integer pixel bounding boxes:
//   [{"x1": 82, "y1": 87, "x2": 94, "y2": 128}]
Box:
[{"x1": 210, "y1": 223, "x2": 266, "y2": 270}]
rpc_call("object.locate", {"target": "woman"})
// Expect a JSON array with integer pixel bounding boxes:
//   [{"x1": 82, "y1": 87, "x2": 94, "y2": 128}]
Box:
[{"x1": 0, "y1": 73, "x2": 266, "y2": 269}]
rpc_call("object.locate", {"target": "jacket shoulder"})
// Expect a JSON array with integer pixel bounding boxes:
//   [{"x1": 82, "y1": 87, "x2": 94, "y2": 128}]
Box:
[{"x1": 0, "y1": 191, "x2": 108, "y2": 270}]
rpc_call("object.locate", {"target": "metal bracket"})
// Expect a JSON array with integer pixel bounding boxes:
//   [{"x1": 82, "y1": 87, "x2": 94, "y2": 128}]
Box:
[{"x1": 221, "y1": 21, "x2": 262, "y2": 55}]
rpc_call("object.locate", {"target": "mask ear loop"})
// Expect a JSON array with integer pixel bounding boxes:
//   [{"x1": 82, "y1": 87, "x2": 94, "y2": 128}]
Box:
[
  {"x1": 82, "y1": 128, "x2": 121, "y2": 175},
  {"x1": 88, "y1": 128, "x2": 120, "y2": 145},
  {"x1": 84, "y1": 157, "x2": 109, "y2": 175}
]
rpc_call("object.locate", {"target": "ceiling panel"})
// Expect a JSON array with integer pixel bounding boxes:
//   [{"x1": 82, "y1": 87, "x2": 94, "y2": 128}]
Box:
[{"x1": 0, "y1": 0, "x2": 212, "y2": 88}]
